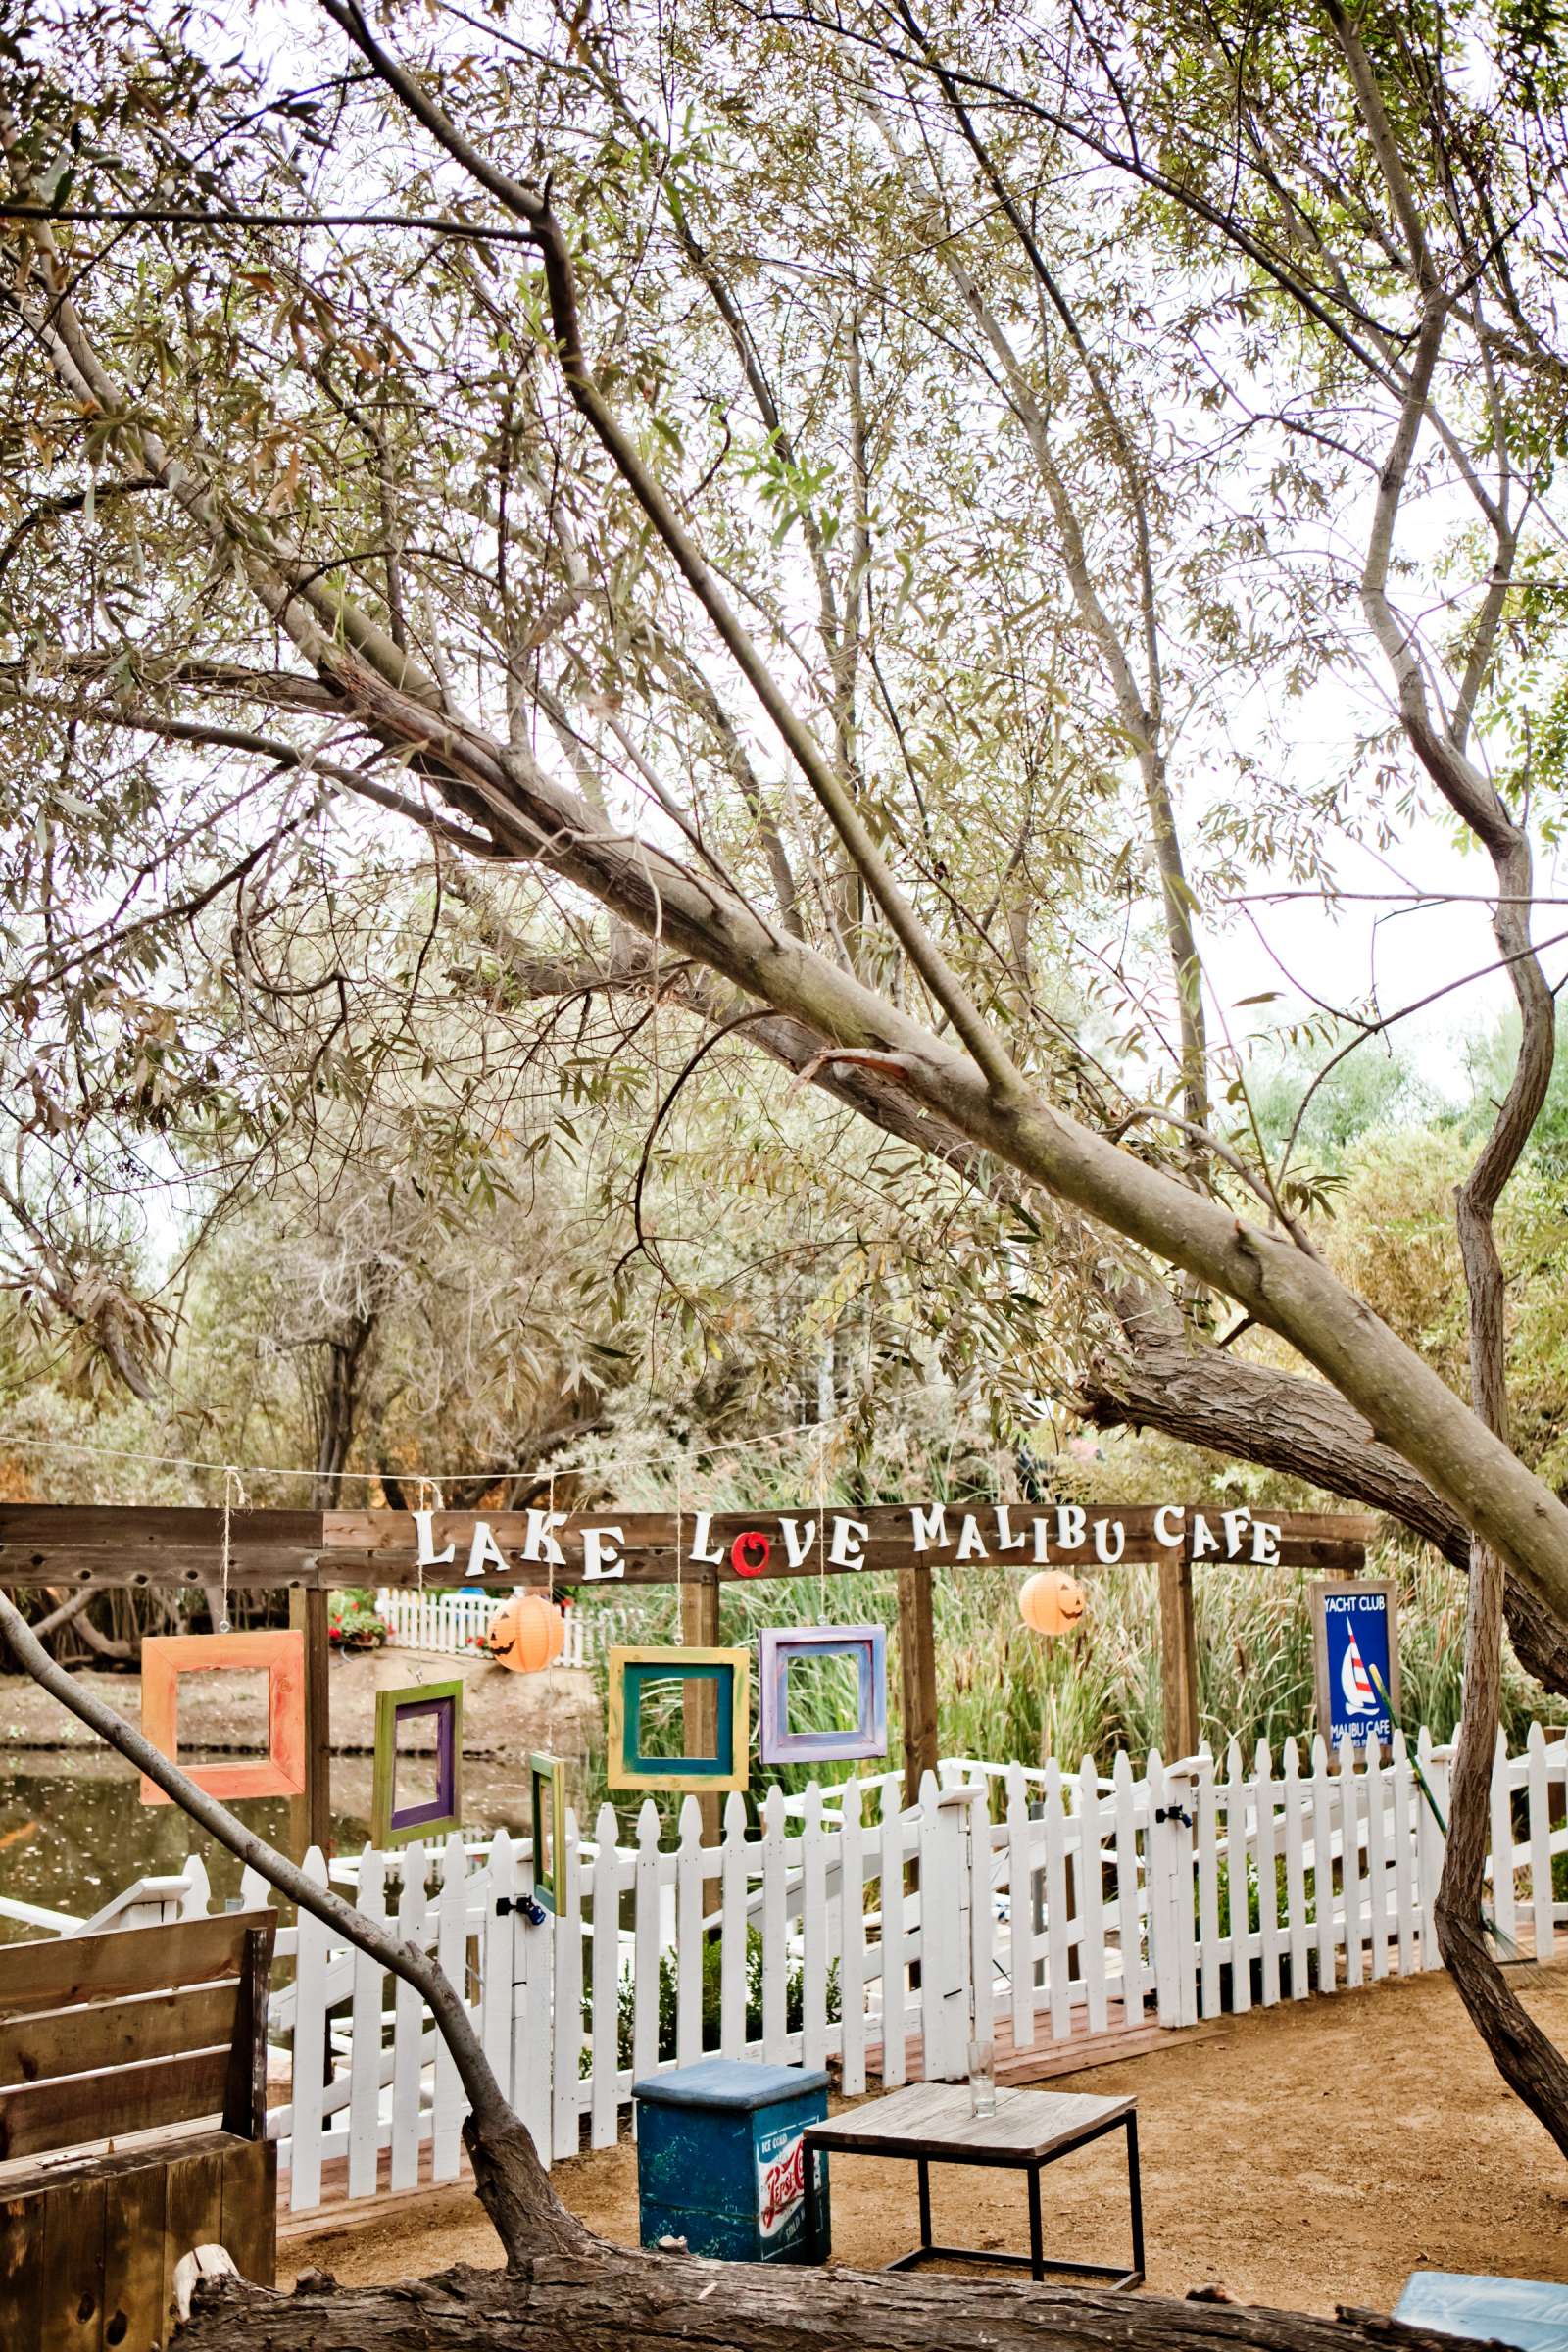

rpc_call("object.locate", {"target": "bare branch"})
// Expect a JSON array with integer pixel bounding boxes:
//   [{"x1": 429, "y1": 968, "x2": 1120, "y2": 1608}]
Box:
[{"x1": 0, "y1": 1589, "x2": 591, "y2": 2263}]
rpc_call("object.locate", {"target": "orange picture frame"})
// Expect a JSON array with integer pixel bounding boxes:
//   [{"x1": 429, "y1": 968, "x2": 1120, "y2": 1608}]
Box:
[{"x1": 138, "y1": 1629, "x2": 308, "y2": 1805}]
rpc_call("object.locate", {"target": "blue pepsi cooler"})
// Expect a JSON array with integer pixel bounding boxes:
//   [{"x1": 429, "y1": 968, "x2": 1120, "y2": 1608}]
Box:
[{"x1": 633, "y1": 2058, "x2": 830, "y2": 2262}]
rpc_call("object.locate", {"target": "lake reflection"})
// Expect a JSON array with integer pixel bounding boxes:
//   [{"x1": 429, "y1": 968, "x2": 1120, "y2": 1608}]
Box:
[{"x1": 0, "y1": 1748, "x2": 564, "y2": 1936}]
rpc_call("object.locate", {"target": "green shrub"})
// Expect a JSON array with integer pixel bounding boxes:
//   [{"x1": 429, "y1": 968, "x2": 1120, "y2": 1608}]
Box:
[
  {"x1": 583, "y1": 1926, "x2": 841, "y2": 2069},
  {"x1": 1210, "y1": 1850, "x2": 1313, "y2": 1936},
  {"x1": 327, "y1": 1589, "x2": 388, "y2": 1649}
]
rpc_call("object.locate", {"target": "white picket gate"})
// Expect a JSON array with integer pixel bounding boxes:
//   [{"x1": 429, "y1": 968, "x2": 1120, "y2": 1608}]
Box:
[
  {"x1": 61, "y1": 1721, "x2": 1566, "y2": 2218},
  {"x1": 374, "y1": 1588, "x2": 598, "y2": 1666}
]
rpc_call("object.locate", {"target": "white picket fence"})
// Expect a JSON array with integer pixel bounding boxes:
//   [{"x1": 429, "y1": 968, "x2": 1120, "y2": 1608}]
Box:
[
  {"x1": 242, "y1": 1720, "x2": 1568, "y2": 2214},
  {"x1": 12, "y1": 1723, "x2": 1565, "y2": 2216},
  {"x1": 374, "y1": 1588, "x2": 598, "y2": 1666}
]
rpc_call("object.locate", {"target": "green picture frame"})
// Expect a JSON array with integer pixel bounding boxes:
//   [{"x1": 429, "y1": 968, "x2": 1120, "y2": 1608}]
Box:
[
  {"x1": 530, "y1": 1752, "x2": 568, "y2": 1913},
  {"x1": 370, "y1": 1677, "x2": 465, "y2": 1848}
]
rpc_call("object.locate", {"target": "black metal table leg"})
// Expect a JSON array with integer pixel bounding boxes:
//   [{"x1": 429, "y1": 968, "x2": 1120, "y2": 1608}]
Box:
[
  {"x1": 1027, "y1": 2162, "x2": 1044, "y2": 2283},
  {"x1": 1125, "y1": 2113, "x2": 1145, "y2": 2284},
  {"x1": 917, "y1": 2156, "x2": 932, "y2": 2256}
]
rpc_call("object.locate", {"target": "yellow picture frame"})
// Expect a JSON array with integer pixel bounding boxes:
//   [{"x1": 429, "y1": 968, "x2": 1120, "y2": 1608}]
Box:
[{"x1": 606, "y1": 1644, "x2": 750, "y2": 1793}]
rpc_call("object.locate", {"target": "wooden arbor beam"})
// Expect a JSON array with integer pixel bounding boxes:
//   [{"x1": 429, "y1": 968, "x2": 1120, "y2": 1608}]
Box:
[
  {"x1": 0, "y1": 1502, "x2": 1372, "y2": 1780},
  {"x1": 1159, "y1": 1541, "x2": 1200, "y2": 1764},
  {"x1": 897, "y1": 1560, "x2": 939, "y2": 1803},
  {"x1": 0, "y1": 1504, "x2": 1373, "y2": 1590},
  {"x1": 678, "y1": 1572, "x2": 722, "y2": 1842}
]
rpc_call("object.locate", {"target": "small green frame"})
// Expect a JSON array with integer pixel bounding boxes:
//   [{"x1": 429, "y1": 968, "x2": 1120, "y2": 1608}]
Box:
[
  {"x1": 606, "y1": 1644, "x2": 750, "y2": 1793},
  {"x1": 530, "y1": 1752, "x2": 568, "y2": 1913},
  {"x1": 371, "y1": 1676, "x2": 465, "y2": 1848}
]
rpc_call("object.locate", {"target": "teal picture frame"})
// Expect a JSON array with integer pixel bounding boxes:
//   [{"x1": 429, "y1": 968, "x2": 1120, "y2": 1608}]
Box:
[{"x1": 606, "y1": 1645, "x2": 750, "y2": 1792}]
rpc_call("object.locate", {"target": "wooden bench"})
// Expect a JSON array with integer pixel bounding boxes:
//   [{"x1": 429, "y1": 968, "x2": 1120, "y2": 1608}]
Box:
[{"x1": 0, "y1": 1908, "x2": 277, "y2": 2352}]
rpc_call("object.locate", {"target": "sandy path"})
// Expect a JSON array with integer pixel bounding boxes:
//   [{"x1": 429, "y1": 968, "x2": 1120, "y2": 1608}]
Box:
[{"x1": 279, "y1": 1958, "x2": 1568, "y2": 2316}]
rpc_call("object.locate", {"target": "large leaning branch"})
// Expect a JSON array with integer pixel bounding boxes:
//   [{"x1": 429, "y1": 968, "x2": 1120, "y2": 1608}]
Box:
[
  {"x1": 16, "y1": 177, "x2": 1568, "y2": 1654},
  {"x1": 173, "y1": 2247, "x2": 1494, "y2": 2352},
  {"x1": 318, "y1": 0, "x2": 1023, "y2": 1106},
  {"x1": 238, "y1": 8, "x2": 1568, "y2": 1649}
]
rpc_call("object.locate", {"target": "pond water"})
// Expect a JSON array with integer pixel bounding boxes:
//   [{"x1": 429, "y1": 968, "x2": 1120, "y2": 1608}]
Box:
[{"x1": 0, "y1": 1749, "x2": 586, "y2": 1939}]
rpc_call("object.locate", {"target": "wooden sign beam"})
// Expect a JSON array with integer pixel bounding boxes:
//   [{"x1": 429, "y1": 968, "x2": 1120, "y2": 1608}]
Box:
[
  {"x1": 0, "y1": 1500, "x2": 1377, "y2": 1770},
  {"x1": 0, "y1": 1502, "x2": 1374, "y2": 1589}
]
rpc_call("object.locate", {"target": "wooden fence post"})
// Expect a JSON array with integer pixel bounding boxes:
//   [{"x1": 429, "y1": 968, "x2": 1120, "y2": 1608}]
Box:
[
  {"x1": 897, "y1": 1560, "x2": 939, "y2": 1805},
  {"x1": 916, "y1": 1780, "x2": 973, "y2": 2081},
  {"x1": 287, "y1": 1589, "x2": 333, "y2": 1864},
  {"x1": 679, "y1": 1572, "x2": 721, "y2": 1843},
  {"x1": 1158, "y1": 1538, "x2": 1200, "y2": 1761}
]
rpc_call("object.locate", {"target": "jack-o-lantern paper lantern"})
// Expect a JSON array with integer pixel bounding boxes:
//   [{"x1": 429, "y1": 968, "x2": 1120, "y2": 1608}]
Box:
[
  {"x1": 487, "y1": 1592, "x2": 566, "y2": 1673},
  {"x1": 1018, "y1": 1570, "x2": 1087, "y2": 1638}
]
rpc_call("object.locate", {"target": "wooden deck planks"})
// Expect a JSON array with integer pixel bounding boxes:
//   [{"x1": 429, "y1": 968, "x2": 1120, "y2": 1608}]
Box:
[{"x1": 861, "y1": 1998, "x2": 1192, "y2": 2088}]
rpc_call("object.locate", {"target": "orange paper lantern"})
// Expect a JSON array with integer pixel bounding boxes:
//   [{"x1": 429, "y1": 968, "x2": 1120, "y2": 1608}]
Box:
[
  {"x1": 487, "y1": 1592, "x2": 566, "y2": 1673},
  {"x1": 1018, "y1": 1570, "x2": 1087, "y2": 1637}
]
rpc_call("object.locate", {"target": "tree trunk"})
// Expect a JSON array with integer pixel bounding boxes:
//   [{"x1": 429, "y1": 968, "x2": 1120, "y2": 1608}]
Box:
[
  {"x1": 175, "y1": 2247, "x2": 1491, "y2": 2352},
  {"x1": 310, "y1": 1312, "x2": 377, "y2": 1508}
]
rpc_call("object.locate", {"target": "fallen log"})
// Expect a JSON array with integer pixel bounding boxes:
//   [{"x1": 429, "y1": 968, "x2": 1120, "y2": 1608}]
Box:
[{"x1": 177, "y1": 2247, "x2": 1493, "y2": 2352}]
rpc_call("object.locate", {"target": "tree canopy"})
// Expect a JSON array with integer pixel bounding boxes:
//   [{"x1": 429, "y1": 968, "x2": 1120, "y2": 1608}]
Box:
[{"x1": 10, "y1": 0, "x2": 1568, "y2": 2148}]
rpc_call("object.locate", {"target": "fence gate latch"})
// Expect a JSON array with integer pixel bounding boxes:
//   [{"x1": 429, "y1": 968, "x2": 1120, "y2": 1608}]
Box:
[
  {"x1": 1154, "y1": 1804, "x2": 1193, "y2": 1829},
  {"x1": 496, "y1": 1894, "x2": 549, "y2": 1926}
]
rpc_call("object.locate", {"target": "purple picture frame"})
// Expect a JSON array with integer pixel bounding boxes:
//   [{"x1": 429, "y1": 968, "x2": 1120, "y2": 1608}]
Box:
[
  {"x1": 758, "y1": 1625, "x2": 887, "y2": 1765},
  {"x1": 371, "y1": 1678, "x2": 465, "y2": 1847}
]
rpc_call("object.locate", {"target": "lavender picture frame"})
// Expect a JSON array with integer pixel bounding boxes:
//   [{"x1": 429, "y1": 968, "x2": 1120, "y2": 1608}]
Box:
[{"x1": 758, "y1": 1625, "x2": 887, "y2": 1765}]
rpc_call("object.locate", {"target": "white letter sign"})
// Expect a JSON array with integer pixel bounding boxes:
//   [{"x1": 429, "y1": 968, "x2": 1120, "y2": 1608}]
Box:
[
  {"x1": 466, "y1": 1519, "x2": 510, "y2": 1578},
  {"x1": 689, "y1": 1512, "x2": 726, "y2": 1565},
  {"x1": 827, "y1": 1515, "x2": 868, "y2": 1569},
  {"x1": 581, "y1": 1525, "x2": 625, "y2": 1581},
  {"x1": 413, "y1": 1508, "x2": 456, "y2": 1570}
]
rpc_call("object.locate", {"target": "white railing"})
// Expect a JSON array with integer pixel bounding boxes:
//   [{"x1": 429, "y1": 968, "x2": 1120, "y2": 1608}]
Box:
[
  {"x1": 14, "y1": 1722, "x2": 1568, "y2": 2217},
  {"x1": 374, "y1": 1589, "x2": 598, "y2": 1667},
  {"x1": 0, "y1": 1863, "x2": 213, "y2": 1940}
]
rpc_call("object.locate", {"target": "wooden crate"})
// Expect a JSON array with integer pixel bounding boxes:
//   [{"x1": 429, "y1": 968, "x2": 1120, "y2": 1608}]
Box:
[{"x1": 0, "y1": 1911, "x2": 276, "y2": 2352}]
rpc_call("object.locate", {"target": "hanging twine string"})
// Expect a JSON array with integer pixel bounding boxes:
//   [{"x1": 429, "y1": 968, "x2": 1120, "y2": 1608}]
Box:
[
  {"x1": 218, "y1": 1465, "x2": 248, "y2": 1634},
  {"x1": 7, "y1": 1400, "x2": 878, "y2": 1491},
  {"x1": 546, "y1": 1466, "x2": 557, "y2": 1674},
  {"x1": 415, "y1": 1477, "x2": 443, "y2": 1602},
  {"x1": 816, "y1": 1427, "x2": 829, "y2": 1626}
]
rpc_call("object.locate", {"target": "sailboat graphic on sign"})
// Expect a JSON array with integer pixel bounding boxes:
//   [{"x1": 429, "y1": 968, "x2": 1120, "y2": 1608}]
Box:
[{"x1": 1341, "y1": 1622, "x2": 1379, "y2": 1715}]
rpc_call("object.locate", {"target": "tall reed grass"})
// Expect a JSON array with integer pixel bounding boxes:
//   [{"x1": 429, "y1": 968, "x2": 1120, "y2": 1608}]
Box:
[{"x1": 572, "y1": 1543, "x2": 1559, "y2": 1837}]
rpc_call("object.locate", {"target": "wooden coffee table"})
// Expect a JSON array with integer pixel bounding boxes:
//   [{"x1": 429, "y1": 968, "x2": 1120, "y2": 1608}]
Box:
[{"x1": 801, "y1": 2082, "x2": 1143, "y2": 2287}]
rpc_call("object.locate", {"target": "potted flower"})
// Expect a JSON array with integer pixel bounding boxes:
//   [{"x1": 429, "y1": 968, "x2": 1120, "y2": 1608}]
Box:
[{"x1": 327, "y1": 1591, "x2": 389, "y2": 1652}]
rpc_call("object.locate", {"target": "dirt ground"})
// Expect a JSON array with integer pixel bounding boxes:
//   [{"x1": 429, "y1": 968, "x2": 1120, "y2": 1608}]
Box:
[{"x1": 279, "y1": 1960, "x2": 1568, "y2": 2317}]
